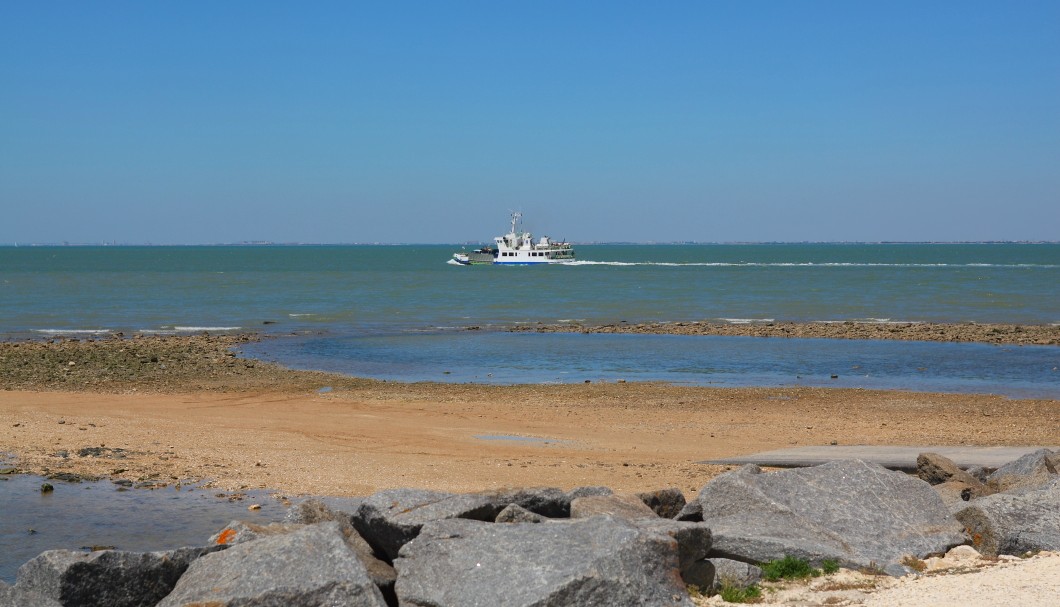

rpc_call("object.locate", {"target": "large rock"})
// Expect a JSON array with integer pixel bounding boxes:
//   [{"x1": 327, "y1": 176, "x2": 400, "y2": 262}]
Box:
[
  {"x1": 478, "y1": 487, "x2": 571, "y2": 518},
  {"x1": 633, "y1": 518, "x2": 714, "y2": 587},
  {"x1": 0, "y1": 581, "x2": 62, "y2": 607},
  {"x1": 16, "y1": 546, "x2": 219, "y2": 607},
  {"x1": 158, "y1": 521, "x2": 387, "y2": 607},
  {"x1": 987, "y1": 449, "x2": 1057, "y2": 493},
  {"x1": 706, "y1": 558, "x2": 762, "y2": 593},
  {"x1": 637, "y1": 487, "x2": 688, "y2": 519},
  {"x1": 209, "y1": 517, "x2": 396, "y2": 602},
  {"x1": 682, "y1": 459, "x2": 968, "y2": 571},
  {"x1": 955, "y1": 478, "x2": 1060, "y2": 557},
  {"x1": 917, "y1": 452, "x2": 985, "y2": 487},
  {"x1": 570, "y1": 494, "x2": 660, "y2": 520},
  {"x1": 210, "y1": 520, "x2": 302, "y2": 545},
  {"x1": 495, "y1": 503, "x2": 548, "y2": 523},
  {"x1": 933, "y1": 479, "x2": 990, "y2": 512},
  {"x1": 353, "y1": 489, "x2": 498, "y2": 561},
  {"x1": 394, "y1": 516, "x2": 695, "y2": 606},
  {"x1": 285, "y1": 497, "x2": 358, "y2": 525}
]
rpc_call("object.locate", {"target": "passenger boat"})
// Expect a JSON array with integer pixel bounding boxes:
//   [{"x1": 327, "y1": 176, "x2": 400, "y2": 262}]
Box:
[{"x1": 450, "y1": 213, "x2": 574, "y2": 265}]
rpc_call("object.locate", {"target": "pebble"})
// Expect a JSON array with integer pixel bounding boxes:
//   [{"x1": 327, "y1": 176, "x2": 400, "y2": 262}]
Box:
[{"x1": 248, "y1": 504, "x2": 262, "y2": 511}]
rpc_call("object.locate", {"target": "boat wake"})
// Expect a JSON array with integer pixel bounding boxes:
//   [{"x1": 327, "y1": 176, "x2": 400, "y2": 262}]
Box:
[{"x1": 560, "y1": 261, "x2": 1059, "y2": 268}]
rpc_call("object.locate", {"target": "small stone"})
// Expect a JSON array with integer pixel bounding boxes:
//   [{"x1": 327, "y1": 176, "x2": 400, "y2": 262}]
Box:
[
  {"x1": 40, "y1": 483, "x2": 54, "y2": 493},
  {"x1": 248, "y1": 504, "x2": 262, "y2": 511}
]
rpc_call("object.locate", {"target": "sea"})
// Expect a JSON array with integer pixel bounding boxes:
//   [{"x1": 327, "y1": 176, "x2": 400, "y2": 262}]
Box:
[{"x1": 1, "y1": 243, "x2": 1058, "y2": 398}]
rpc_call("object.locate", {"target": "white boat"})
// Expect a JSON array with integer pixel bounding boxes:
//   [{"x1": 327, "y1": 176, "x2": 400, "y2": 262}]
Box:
[{"x1": 450, "y1": 213, "x2": 574, "y2": 265}]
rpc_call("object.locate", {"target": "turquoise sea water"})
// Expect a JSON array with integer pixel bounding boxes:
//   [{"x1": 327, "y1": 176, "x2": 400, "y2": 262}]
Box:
[{"x1": 2, "y1": 244, "x2": 1058, "y2": 396}]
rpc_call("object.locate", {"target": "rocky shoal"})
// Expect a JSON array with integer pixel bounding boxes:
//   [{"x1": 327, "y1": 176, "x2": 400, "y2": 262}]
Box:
[{"x1": 509, "y1": 320, "x2": 1060, "y2": 346}]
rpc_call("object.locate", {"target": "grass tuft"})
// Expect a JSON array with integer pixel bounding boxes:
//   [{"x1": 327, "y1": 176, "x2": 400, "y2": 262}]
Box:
[
  {"x1": 821, "y1": 559, "x2": 840, "y2": 574},
  {"x1": 718, "y1": 583, "x2": 763, "y2": 603},
  {"x1": 761, "y1": 555, "x2": 822, "y2": 581}
]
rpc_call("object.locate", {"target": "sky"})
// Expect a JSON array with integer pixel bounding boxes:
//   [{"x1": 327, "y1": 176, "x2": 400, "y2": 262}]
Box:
[{"x1": 1, "y1": 1, "x2": 1058, "y2": 244}]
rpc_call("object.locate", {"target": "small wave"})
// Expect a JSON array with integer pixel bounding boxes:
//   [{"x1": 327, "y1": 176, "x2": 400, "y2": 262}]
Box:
[
  {"x1": 556, "y1": 319, "x2": 586, "y2": 323},
  {"x1": 172, "y1": 326, "x2": 242, "y2": 332},
  {"x1": 288, "y1": 313, "x2": 315, "y2": 317},
  {"x1": 33, "y1": 329, "x2": 112, "y2": 335},
  {"x1": 718, "y1": 318, "x2": 775, "y2": 324}
]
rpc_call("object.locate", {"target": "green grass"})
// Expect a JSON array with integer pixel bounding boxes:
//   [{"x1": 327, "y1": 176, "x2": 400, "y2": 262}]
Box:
[
  {"x1": 821, "y1": 559, "x2": 840, "y2": 574},
  {"x1": 760, "y1": 556, "x2": 822, "y2": 581},
  {"x1": 718, "y1": 583, "x2": 763, "y2": 603}
]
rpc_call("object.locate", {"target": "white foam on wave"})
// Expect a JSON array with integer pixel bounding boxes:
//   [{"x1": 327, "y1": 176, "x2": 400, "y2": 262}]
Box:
[
  {"x1": 33, "y1": 329, "x2": 112, "y2": 335},
  {"x1": 288, "y1": 313, "x2": 315, "y2": 317},
  {"x1": 172, "y1": 326, "x2": 242, "y2": 332},
  {"x1": 719, "y1": 318, "x2": 775, "y2": 324}
]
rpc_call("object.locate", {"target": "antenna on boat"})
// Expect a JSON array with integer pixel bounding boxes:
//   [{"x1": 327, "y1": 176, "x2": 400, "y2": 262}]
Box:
[{"x1": 509, "y1": 211, "x2": 521, "y2": 235}]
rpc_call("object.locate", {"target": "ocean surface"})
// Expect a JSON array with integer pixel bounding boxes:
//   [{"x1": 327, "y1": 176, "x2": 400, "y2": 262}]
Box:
[{"x1": 2, "y1": 243, "x2": 1058, "y2": 397}]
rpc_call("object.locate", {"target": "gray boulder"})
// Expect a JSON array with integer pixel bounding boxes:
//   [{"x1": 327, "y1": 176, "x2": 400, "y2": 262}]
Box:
[
  {"x1": 565, "y1": 485, "x2": 614, "y2": 501},
  {"x1": 495, "y1": 503, "x2": 548, "y2": 523},
  {"x1": 353, "y1": 488, "x2": 497, "y2": 561},
  {"x1": 706, "y1": 558, "x2": 762, "y2": 593},
  {"x1": 284, "y1": 497, "x2": 358, "y2": 525},
  {"x1": 933, "y1": 479, "x2": 990, "y2": 512},
  {"x1": 395, "y1": 516, "x2": 695, "y2": 606},
  {"x1": 987, "y1": 449, "x2": 1057, "y2": 493},
  {"x1": 16, "y1": 546, "x2": 219, "y2": 607},
  {"x1": 633, "y1": 518, "x2": 714, "y2": 588},
  {"x1": 570, "y1": 494, "x2": 660, "y2": 520},
  {"x1": 0, "y1": 581, "x2": 62, "y2": 607},
  {"x1": 917, "y1": 452, "x2": 984, "y2": 487},
  {"x1": 955, "y1": 478, "x2": 1060, "y2": 557},
  {"x1": 158, "y1": 521, "x2": 386, "y2": 607},
  {"x1": 684, "y1": 459, "x2": 968, "y2": 571},
  {"x1": 637, "y1": 487, "x2": 687, "y2": 519},
  {"x1": 209, "y1": 518, "x2": 396, "y2": 601},
  {"x1": 209, "y1": 520, "x2": 302, "y2": 545},
  {"x1": 478, "y1": 487, "x2": 571, "y2": 518}
]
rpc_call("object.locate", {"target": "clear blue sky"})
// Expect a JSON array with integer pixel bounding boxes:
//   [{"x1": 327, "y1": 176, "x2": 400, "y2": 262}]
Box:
[{"x1": 2, "y1": 1, "x2": 1058, "y2": 244}]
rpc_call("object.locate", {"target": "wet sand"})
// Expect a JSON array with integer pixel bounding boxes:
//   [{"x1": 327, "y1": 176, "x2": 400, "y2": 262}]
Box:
[{"x1": 2, "y1": 333, "x2": 1057, "y2": 497}]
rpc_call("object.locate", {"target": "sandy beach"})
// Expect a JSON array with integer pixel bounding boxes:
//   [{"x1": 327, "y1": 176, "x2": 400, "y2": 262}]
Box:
[{"x1": 2, "y1": 332, "x2": 1057, "y2": 497}]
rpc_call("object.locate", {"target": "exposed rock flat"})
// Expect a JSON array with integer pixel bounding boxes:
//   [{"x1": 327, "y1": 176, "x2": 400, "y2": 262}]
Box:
[{"x1": 511, "y1": 320, "x2": 1060, "y2": 345}]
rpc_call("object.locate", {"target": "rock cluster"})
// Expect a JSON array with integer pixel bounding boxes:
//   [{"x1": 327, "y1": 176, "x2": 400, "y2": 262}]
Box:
[{"x1": 4, "y1": 453, "x2": 1057, "y2": 607}]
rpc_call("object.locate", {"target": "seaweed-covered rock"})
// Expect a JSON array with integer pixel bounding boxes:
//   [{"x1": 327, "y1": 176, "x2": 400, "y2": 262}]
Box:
[
  {"x1": 395, "y1": 516, "x2": 695, "y2": 606},
  {"x1": 955, "y1": 478, "x2": 1060, "y2": 557},
  {"x1": 158, "y1": 522, "x2": 386, "y2": 607},
  {"x1": 16, "y1": 546, "x2": 219, "y2": 607},
  {"x1": 683, "y1": 459, "x2": 968, "y2": 572}
]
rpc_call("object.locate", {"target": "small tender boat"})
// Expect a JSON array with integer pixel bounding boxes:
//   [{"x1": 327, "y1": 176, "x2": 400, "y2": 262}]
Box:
[{"x1": 450, "y1": 213, "x2": 574, "y2": 265}]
